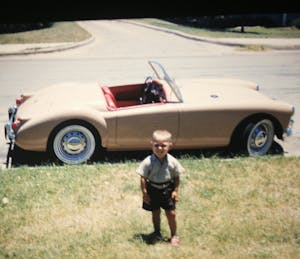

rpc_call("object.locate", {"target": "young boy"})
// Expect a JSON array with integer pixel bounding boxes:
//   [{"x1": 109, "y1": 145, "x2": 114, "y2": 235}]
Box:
[{"x1": 136, "y1": 130, "x2": 185, "y2": 247}]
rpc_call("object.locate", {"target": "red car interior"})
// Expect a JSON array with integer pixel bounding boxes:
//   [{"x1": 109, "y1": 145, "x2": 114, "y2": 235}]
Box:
[{"x1": 101, "y1": 80, "x2": 167, "y2": 110}]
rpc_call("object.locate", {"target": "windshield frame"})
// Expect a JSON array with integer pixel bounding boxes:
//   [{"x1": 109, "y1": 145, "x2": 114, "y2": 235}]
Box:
[{"x1": 148, "y1": 61, "x2": 183, "y2": 103}]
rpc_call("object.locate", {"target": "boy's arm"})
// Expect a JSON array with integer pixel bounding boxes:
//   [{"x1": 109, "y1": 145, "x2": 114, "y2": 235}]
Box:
[
  {"x1": 172, "y1": 176, "x2": 180, "y2": 202},
  {"x1": 140, "y1": 176, "x2": 148, "y2": 194},
  {"x1": 141, "y1": 176, "x2": 151, "y2": 204}
]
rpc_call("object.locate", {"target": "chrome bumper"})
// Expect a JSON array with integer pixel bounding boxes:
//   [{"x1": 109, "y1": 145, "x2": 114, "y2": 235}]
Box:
[
  {"x1": 4, "y1": 105, "x2": 18, "y2": 142},
  {"x1": 284, "y1": 119, "x2": 294, "y2": 137},
  {"x1": 284, "y1": 105, "x2": 295, "y2": 137}
]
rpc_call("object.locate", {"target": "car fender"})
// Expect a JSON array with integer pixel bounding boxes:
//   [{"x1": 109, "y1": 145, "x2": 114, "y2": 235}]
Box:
[{"x1": 15, "y1": 109, "x2": 110, "y2": 152}]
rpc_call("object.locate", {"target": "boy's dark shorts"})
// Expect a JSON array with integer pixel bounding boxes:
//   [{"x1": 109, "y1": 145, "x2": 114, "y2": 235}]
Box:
[{"x1": 143, "y1": 181, "x2": 176, "y2": 211}]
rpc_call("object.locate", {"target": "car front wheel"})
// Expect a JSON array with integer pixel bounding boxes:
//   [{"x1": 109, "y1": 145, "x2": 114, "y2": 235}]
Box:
[
  {"x1": 243, "y1": 119, "x2": 274, "y2": 156},
  {"x1": 52, "y1": 124, "x2": 96, "y2": 164}
]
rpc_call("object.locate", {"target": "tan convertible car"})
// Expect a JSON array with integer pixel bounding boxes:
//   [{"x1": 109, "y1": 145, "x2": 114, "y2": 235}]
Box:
[{"x1": 5, "y1": 61, "x2": 294, "y2": 164}]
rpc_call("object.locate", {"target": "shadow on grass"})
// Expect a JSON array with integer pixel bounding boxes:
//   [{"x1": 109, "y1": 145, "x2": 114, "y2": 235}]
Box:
[
  {"x1": 132, "y1": 233, "x2": 170, "y2": 245},
  {"x1": 6, "y1": 141, "x2": 284, "y2": 168}
]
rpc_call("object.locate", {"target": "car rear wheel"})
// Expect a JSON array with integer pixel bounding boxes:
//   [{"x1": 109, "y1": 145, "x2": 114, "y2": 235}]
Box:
[
  {"x1": 52, "y1": 124, "x2": 96, "y2": 164},
  {"x1": 243, "y1": 119, "x2": 274, "y2": 156}
]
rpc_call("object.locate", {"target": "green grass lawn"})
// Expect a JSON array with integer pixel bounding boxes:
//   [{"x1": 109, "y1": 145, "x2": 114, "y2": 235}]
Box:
[
  {"x1": 0, "y1": 22, "x2": 91, "y2": 44},
  {"x1": 1, "y1": 156, "x2": 299, "y2": 258},
  {"x1": 134, "y1": 18, "x2": 300, "y2": 38}
]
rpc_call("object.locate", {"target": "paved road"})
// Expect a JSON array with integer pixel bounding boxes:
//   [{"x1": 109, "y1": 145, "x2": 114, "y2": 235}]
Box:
[{"x1": 1, "y1": 20, "x2": 300, "y2": 167}]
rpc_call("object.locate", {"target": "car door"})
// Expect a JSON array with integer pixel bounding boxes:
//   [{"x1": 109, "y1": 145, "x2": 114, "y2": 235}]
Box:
[
  {"x1": 176, "y1": 106, "x2": 238, "y2": 148},
  {"x1": 116, "y1": 103, "x2": 179, "y2": 149}
]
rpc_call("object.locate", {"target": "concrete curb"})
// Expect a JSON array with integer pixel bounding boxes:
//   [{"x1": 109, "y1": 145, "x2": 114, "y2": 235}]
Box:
[
  {"x1": 120, "y1": 20, "x2": 300, "y2": 50},
  {"x1": 0, "y1": 35, "x2": 95, "y2": 57}
]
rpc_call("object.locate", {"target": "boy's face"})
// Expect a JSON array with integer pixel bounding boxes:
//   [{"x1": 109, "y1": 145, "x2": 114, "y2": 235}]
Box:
[{"x1": 151, "y1": 138, "x2": 171, "y2": 161}]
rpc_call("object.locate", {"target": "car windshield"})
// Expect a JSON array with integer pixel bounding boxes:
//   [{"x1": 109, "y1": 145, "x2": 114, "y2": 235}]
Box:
[{"x1": 148, "y1": 61, "x2": 183, "y2": 102}]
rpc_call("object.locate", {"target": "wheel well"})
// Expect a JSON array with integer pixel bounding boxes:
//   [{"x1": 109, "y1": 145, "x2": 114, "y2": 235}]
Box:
[
  {"x1": 47, "y1": 119, "x2": 102, "y2": 153},
  {"x1": 230, "y1": 113, "x2": 283, "y2": 147}
]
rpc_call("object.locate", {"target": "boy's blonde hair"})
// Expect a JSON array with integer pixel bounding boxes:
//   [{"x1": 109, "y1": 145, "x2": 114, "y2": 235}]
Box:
[{"x1": 152, "y1": 130, "x2": 172, "y2": 143}]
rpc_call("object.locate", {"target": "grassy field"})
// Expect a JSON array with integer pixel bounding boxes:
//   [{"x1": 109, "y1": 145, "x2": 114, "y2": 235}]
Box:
[
  {"x1": 0, "y1": 22, "x2": 91, "y2": 44},
  {"x1": 1, "y1": 156, "x2": 299, "y2": 258},
  {"x1": 134, "y1": 18, "x2": 300, "y2": 38}
]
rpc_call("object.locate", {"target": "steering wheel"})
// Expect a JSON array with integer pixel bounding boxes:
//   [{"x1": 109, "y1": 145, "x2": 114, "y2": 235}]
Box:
[
  {"x1": 144, "y1": 76, "x2": 153, "y2": 86},
  {"x1": 141, "y1": 76, "x2": 153, "y2": 104},
  {"x1": 142, "y1": 76, "x2": 167, "y2": 104}
]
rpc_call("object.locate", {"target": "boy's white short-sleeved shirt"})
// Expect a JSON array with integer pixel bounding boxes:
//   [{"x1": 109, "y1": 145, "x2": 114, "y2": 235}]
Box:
[{"x1": 136, "y1": 153, "x2": 184, "y2": 183}]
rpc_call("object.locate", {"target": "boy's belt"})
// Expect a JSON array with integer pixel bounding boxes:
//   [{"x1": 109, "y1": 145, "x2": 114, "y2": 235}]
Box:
[{"x1": 148, "y1": 180, "x2": 173, "y2": 189}]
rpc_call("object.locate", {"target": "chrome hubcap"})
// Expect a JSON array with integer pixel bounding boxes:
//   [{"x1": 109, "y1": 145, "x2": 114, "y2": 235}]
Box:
[
  {"x1": 62, "y1": 131, "x2": 86, "y2": 155},
  {"x1": 252, "y1": 129, "x2": 267, "y2": 148}
]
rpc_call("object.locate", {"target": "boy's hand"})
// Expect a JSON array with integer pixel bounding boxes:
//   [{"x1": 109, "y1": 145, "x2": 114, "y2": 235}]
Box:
[
  {"x1": 172, "y1": 191, "x2": 179, "y2": 202},
  {"x1": 143, "y1": 192, "x2": 151, "y2": 204}
]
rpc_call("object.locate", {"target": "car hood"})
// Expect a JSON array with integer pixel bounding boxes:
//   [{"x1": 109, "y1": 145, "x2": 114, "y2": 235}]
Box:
[
  {"x1": 177, "y1": 78, "x2": 259, "y2": 91},
  {"x1": 177, "y1": 78, "x2": 278, "y2": 107},
  {"x1": 16, "y1": 82, "x2": 106, "y2": 120}
]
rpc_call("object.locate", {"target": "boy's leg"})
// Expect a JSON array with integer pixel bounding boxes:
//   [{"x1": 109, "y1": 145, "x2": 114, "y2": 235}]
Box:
[
  {"x1": 165, "y1": 210, "x2": 177, "y2": 236},
  {"x1": 152, "y1": 209, "x2": 161, "y2": 233},
  {"x1": 148, "y1": 209, "x2": 162, "y2": 243},
  {"x1": 166, "y1": 210, "x2": 179, "y2": 246}
]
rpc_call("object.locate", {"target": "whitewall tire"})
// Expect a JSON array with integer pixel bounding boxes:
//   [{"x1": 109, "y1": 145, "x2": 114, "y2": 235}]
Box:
[
  {"x1": 52, "y1": 124, "x2": 96, "y2": 164},
  {"x1": 244, "y1": 119, "x2": 274, "y2": 156}
]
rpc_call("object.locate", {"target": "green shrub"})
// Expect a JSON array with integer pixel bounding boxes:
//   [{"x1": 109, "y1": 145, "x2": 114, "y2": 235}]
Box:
[
  {"x1": 0, "y1": 23, "x2": 53, "y2": 34},
  {"x1": 291, "y1": 18, "x2": 300, "y2": 29}
]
